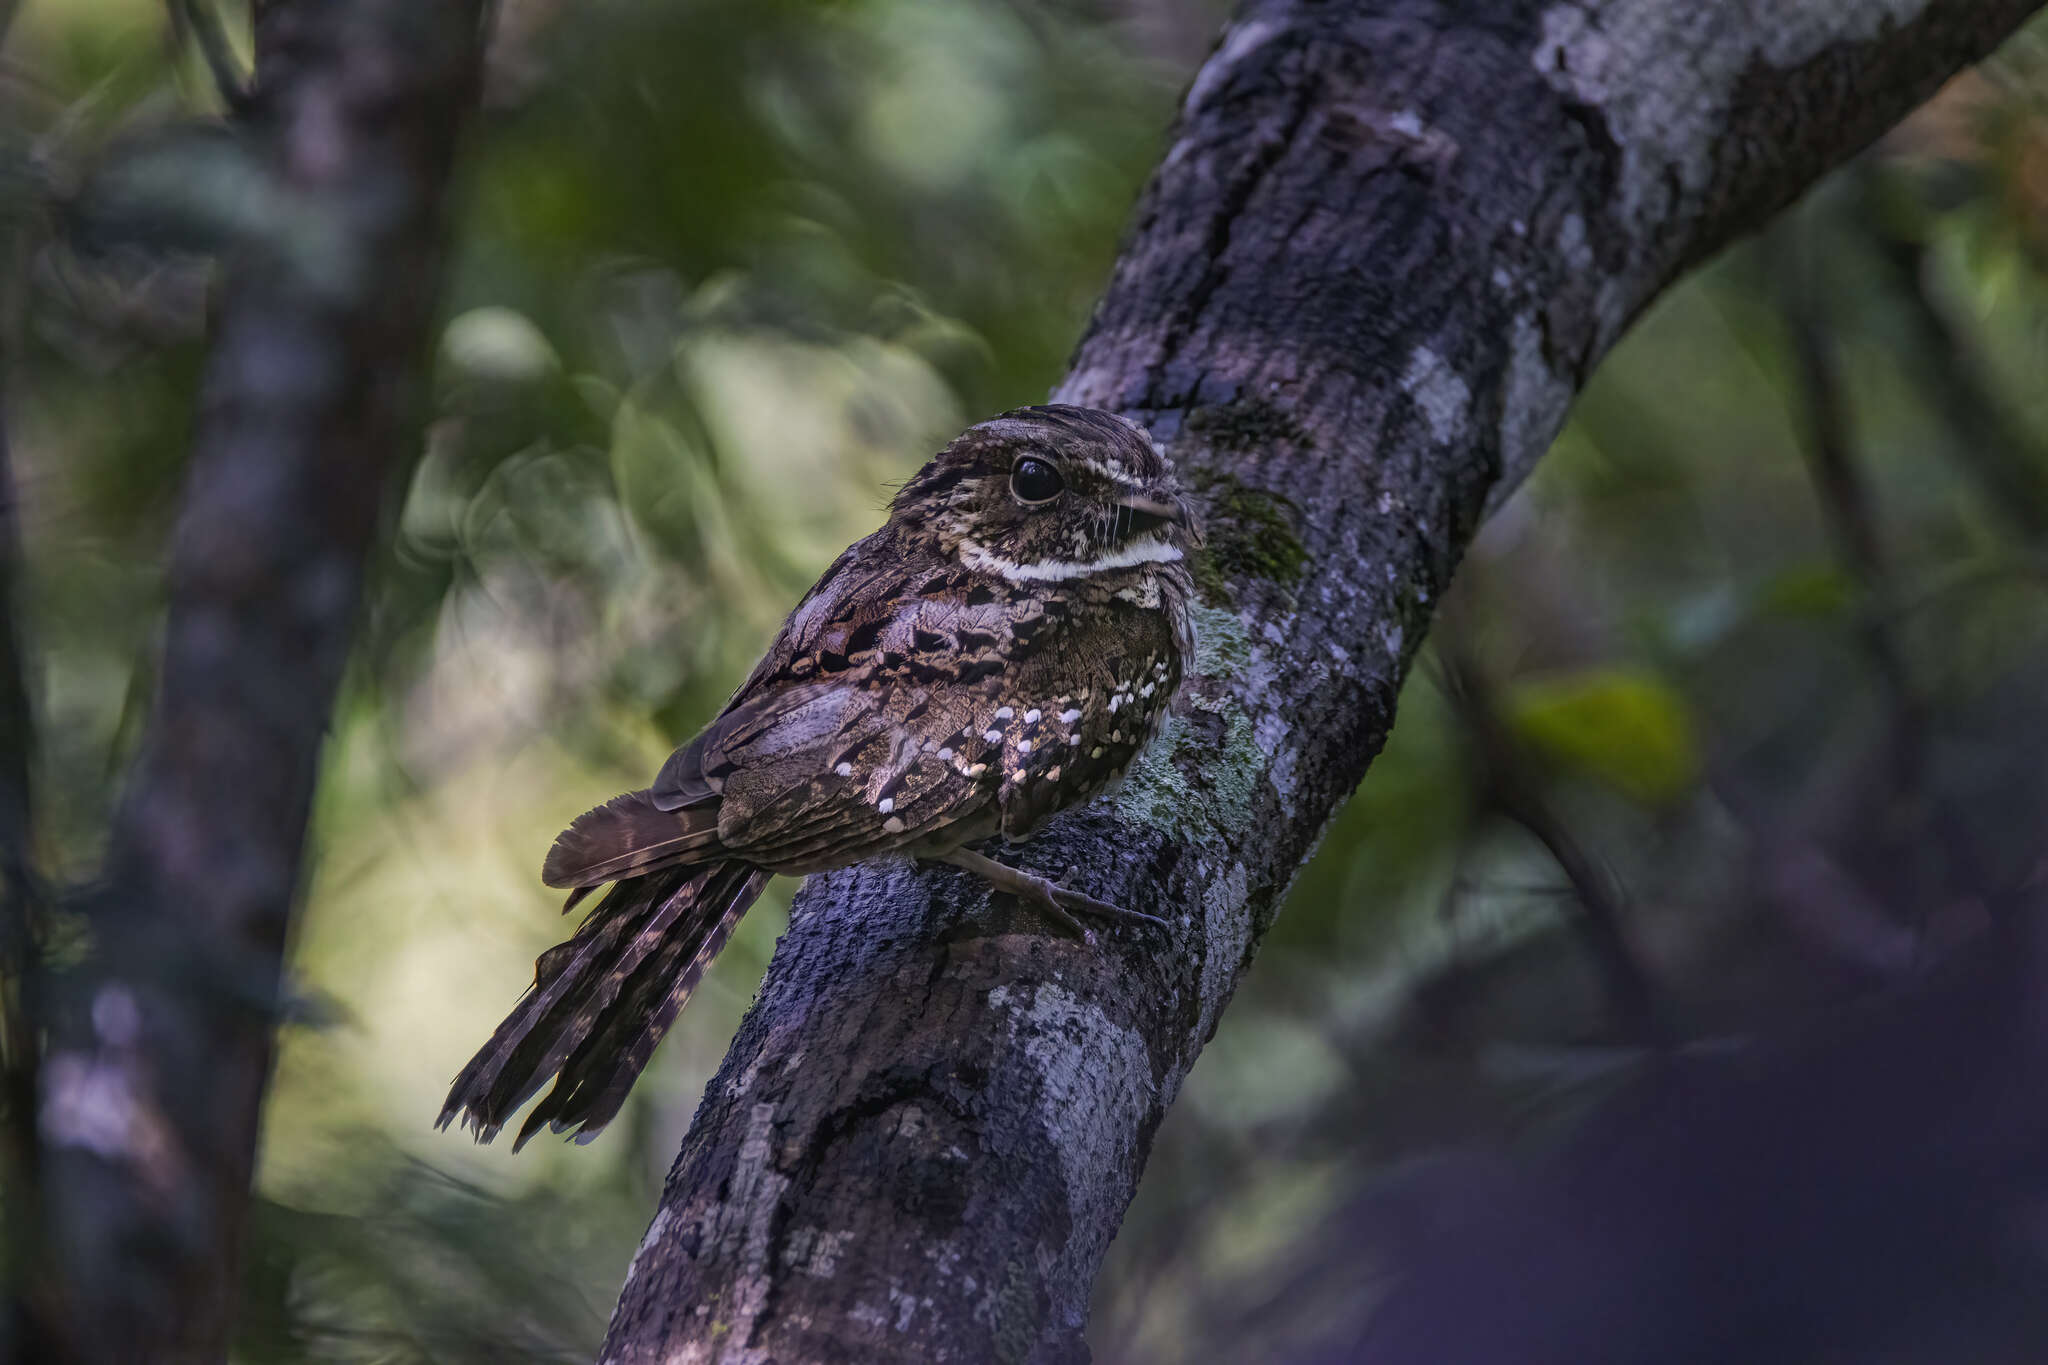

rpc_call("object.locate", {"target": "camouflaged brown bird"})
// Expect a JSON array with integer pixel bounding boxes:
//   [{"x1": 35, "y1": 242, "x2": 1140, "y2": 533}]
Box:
[{"x1": 440, "y1": 405, "x2": 1200, "y2": 1148}]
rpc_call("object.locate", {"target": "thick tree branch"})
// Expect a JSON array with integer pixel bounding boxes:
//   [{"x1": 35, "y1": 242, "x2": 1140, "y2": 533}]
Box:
[
  {"x1": 602, "y1": 2, "x2": 2043, "y2": 1361},
  {"x1": 31, "y1": 4, "x2": 484, "y2": 1361}
]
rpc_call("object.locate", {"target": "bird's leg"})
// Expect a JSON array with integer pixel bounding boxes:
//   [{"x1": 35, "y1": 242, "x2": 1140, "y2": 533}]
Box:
[{"x1": 937, "y1": 847, "x2": 1169, "y2": 936}]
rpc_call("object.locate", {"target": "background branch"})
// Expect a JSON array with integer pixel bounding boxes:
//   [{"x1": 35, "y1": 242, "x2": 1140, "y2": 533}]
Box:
[
  {"x1": 600, "y1": 1, "x2": 2046, "y2": 1361},
  {"x1": 28, "y1": 3, "x2": 485, "y2": 1360},
  {"x1": 0, "y1": 350, "x2": 48, "y2": 1362},
  {"x1": 1774, "y1": 222, "x2": 1990, "y2": 919},
  {"x1": 1850, "y1": 165, "x2": 2048, "y2": 538},
  {"x1": 166, "y1": 0, "x2": 251, "y2": 114},
  {"x1": 1435, "y1": 642, "x2": 1664, "y2": 1042}
]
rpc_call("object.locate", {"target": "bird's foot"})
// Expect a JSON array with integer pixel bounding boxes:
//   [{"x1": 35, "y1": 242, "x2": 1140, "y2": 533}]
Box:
[{"x1": 938, "y1": 847, "x2": 1169, "y2": 940}]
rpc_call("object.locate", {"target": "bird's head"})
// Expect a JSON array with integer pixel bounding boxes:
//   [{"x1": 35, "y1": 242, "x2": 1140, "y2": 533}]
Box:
[{"x1": 892, "y1": 405, "x2": 1201, "y2": 582}]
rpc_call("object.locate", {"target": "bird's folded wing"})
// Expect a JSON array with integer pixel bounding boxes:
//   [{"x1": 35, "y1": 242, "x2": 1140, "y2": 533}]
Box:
[{"x1": 700, "y1": 679, "x2": 998, "y2": 869}]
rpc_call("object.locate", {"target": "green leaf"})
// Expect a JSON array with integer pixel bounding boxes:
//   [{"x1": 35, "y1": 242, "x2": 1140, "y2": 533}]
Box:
[
  {"x1": 1757, "y1": 564, "x2": 1854, "y2": 618},
  {"x1": 1506, "y1": 669, "x2": 1701, "y2": 806}
]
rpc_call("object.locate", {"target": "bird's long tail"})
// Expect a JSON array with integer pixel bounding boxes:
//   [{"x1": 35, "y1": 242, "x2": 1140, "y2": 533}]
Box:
[{"x1": 438, "y1": 859, "x2": 770, "y2": 1149}]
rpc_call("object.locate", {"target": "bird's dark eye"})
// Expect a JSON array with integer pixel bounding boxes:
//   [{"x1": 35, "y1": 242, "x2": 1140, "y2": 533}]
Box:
[{"x1": 1009, "y1": 456, "x2": 1064, "y2": 505}]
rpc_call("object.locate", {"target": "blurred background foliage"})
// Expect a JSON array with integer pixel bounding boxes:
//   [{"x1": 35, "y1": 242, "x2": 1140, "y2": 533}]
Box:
[{"x1": 7, "y1": 0, "x2": 2048, "y2": 1360}]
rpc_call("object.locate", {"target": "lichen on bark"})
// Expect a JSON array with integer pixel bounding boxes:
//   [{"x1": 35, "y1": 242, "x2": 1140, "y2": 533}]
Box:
[{"x1": 1184, "y1": 467, "x2": 1310, "y2": 606}]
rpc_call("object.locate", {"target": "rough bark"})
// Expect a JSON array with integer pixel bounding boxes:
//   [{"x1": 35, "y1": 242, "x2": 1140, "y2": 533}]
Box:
[
  {"x1": 30, "y1": 4, "x2": 484, "y2": 1360},
  {"x1": 601, "y1": 2, "x2": 2041, "y2": 1361}
]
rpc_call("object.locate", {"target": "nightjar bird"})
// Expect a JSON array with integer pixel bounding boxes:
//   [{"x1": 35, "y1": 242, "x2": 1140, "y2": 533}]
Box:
[{"x1": 440, "y1": 404, "x2": 1200, "y2": 1148}]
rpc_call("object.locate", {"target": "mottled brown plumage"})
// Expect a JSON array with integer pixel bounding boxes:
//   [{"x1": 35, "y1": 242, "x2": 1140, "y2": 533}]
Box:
[{"x1": 440, "y1": 404, "x2": 1199, "y2": 1147}]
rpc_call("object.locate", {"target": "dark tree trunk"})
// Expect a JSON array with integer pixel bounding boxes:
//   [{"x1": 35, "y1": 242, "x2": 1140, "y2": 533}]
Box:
[
  {"x1": 599, "y1": 1, "x2": 2043, "y2": 1362},
  {"x1": 28, "y1": 4, "x2": 485, "y2": 1361}
]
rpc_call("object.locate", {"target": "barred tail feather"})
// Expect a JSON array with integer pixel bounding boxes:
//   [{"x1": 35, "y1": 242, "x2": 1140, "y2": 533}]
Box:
[
  {"x1": 540, "y1": 789, "x2": 723, "y2": 889},
  {"x1": 438, "y1": 860, "x2": 769, "y2": 1148},
  {"x1": 513, "y1": 865, "x2": 768, "y2": 1147}
]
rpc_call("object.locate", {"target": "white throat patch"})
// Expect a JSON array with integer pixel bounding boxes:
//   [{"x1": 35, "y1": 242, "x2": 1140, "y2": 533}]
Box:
[{"x1": 959, "y1": 535, "x2": 1183, "y2": 583}]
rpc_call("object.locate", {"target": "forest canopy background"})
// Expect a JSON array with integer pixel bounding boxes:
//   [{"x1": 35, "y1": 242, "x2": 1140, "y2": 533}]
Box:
[{"x1": 10, "y1": 0, "x2": 2048, "y2": 1360}]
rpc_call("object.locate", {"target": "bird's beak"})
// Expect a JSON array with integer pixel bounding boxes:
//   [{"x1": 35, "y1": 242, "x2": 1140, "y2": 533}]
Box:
[{"x1": 1117, "y1": 492, "x2": 1204, "y2": 545}]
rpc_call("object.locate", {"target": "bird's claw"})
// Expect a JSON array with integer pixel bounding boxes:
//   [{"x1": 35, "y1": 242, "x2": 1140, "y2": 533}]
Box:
[
  {"x1": 937, "y1": 847, "x2": 1167, "y2": 941},
  {"x1": 1047, "y1": 882, "x2": 1166, "y2": 931}
]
